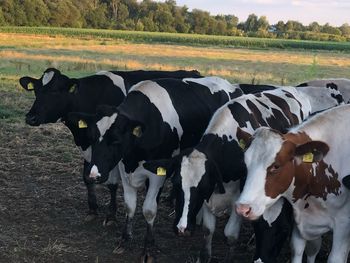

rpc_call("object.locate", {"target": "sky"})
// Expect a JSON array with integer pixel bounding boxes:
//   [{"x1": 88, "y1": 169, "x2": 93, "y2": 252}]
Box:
[{"x1": 157, "y1": 0, "x2": 350, "y2": 26}]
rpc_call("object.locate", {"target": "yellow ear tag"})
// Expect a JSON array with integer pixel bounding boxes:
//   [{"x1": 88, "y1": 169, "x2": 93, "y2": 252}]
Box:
[
  {"x1": 27, "y1": 82, "x2": 34, "y2": 90},
  {"x1": 78, "y1": 119, "x2": 88, "y2": 129},
  {"x1": 302, "y1": 152, "x2": 314, "y2": 163},
  {"x1": 157, "y1": 167, "x2": 166, "y2": 176},
  {"x1": 132, "y1": 126, "x2": 142, "y2": 137},
  {"x1": 69, "y1": 84, "x2": 76, "y2": 93},
  {"x1": 239, "y1": 139, "x2": 246, "y2": 150}
]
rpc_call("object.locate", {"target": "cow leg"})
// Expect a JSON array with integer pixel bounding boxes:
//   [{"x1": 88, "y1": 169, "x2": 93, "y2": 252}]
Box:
[
  {"x1": 140, "y1": 175, "x2": 166, "y2": 263},
  {"x1": 103, "y1": 183, "x2": 118, "y2": 226},
  {"x1": 290, "y1": 226, "x2": 306, "y2": 263},
  {"x1": 198, "y1": 204, "x2": 216, "y2": 263},
  {"x1": 113, "y1": 177, "x2": 137, "y2": 254},
  {"x1": 327, "y1": 221, "x2": 350, "y2": 263},
  {"x1": 223, "y1": 193, "x2": 242, "y2": 262},
  {"x1": 304, "y1": 237, "x2": 321, "y2": 263},
  {"x1": 83, "y1": 161, "x2": 98, "y2": 221}
]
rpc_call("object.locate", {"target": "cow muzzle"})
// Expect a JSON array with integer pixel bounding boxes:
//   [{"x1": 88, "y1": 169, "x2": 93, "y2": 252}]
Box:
[
  {"x1": 25, "y1": 114, "x2": 40, "y2": 126},
  {"x1": 236, "y1": 203, "x2": 253, "y2": 218}
]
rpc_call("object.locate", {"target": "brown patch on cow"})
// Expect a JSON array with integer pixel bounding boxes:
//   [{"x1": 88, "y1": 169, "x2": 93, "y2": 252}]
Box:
[
  {"x1": 293, "y1": 161, "x2": 341, "y2": 202},
  {"x1": 283, "y1": 131, "x2": 312, "y2": 145},
  {"x1": 265, "y1": 140, "x2": 296, "y2": 198},
  {"x1": 265, "y1": 132, "x2": 341, "y2": 202}
]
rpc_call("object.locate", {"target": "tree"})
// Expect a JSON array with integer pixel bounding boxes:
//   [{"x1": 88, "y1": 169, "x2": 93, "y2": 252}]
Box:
[
  {"x1": 45, "y1": 0, "x2": 82, "y2": 27},
  {"x1": 244, "y1": 14, "x2": 258, "y2": 32},
  {"x1": 309, "y1": 21, "x2": 320, "y2": 32},
  {"x1": 339, "y1": 23, "x2": 350, "y2": 37},
  {"x1": 257, "y1": 16, "x2": 269, "y2": 31},
  {"x1": 190, "y1": 9, "x2": 210, "y2": 34},
  {"x1": 22, "y1": 0, "x2": 49, "y2": 26}
]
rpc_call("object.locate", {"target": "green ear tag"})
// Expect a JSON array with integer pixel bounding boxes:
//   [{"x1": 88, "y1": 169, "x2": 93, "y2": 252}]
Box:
[
  {"x1": 302, "y1": 152, "x2": 314, "y2": 163},
  {"x1": 69, "y1": 84, "x2": 77, "y2": 93},
  {"x1": 239, "y1": 139, "x2": 246, "y2": 150},
  {"x1": 157, "y1": 167, "x2": 166, "y2": 176},
  {"x1": 78, "y1": 119, "x2": 88, "y2": 129},
  {"x1": 27, "y1": 82, "x2": 34, "y2": 90},
  {"x1": 132, "y1": 126, "x2": 142, "y2": 137}
]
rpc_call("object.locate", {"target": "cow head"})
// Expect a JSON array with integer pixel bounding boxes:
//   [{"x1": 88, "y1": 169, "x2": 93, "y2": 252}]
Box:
[
  {"x1": 144, "y1": 148, "x2": 225, "y2": 236},
  {"x1": 66, "y1": 105, "x2": 122, "y2": 183},
  {"x1": 236, "y1": 127, "x2": 333, "y2": 220},
  {"x1": 19, "y1": 68, "x2": 78, "y2": 126}
]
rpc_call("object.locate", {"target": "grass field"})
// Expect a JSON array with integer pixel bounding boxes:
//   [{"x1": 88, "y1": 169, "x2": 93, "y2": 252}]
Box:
[{"x1": 0, "y1": 28, "x2": 348, "y2": 262}]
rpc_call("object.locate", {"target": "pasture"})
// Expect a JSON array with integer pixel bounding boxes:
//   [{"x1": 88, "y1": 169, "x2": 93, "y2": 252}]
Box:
[{"x1": 0, "y1": 28, "x2": 349, "y2": 262}]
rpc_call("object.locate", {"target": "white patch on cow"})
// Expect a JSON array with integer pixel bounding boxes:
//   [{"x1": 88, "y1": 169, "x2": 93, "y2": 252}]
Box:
[
  {"x1": 237, "y1": 127, "x2": 285, "y2": 218},
  {"x1": 301, "y1": 78, "x2": 350, "y2": 103},
  {"x1": 42, "y1": 71, "x2": 54, "y2": 85},
  {"x1": 254, "y1": 259, "x2": 264, "y2": 263},
  {"x1": 207, "y1": 105, "x2": 244, "y2": 141},
  {"x1": 131, "y1": 80, "x2": 183, "y2": 139},
  {"x1": 80, "y1": 146, "x2": 92, "y2": 162},
  {"x1": 96, "y1": 71, "x2": 126, "y2": 95},
  {"x1": 183, "y1": 76, "x2": 238, "y2": 98},
  {"x1": 297, "y1": 85, "x2": 343, "y2": 113},
  {"x1": 177, "y1": 149, "x2": 207, "y2": 231},
  {"x1": 90, "y1": 165, "x2": 101, "y2": 179},
  {"x1": 262, "y1": 198, "x2": 284, "y2": 226},
  {"x1": 96, "y1": 113, "x2": 118, "y2": 142}
]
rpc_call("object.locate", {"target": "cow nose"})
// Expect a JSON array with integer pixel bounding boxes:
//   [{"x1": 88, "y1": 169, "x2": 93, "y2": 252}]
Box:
[
  {"x1": 89, "y1": 165, "x2": 101, "y2": 180},
  {"x1": 236, "y1": 203, "x2": 252, "y2": 218},
  {"x1": 177, "y1": 226, "x2": 191, "y2": 237},
  {"x1": 25, "y1": 115, "x2": 39, "y2": 126}
]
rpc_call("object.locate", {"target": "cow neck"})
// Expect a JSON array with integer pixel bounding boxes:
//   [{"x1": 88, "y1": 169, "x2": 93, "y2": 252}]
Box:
[
  {"x1": 297, "y1": 86, "x2": 342, "y2": 114},
  {"x1": 196, "y1": 133, "x2": 245, "y2": 183}
]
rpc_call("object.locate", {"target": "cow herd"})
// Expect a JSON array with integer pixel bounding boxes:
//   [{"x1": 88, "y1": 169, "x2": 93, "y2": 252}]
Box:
[{"x1": 19, "y1": 68, "x2": 350, "y2": 263}]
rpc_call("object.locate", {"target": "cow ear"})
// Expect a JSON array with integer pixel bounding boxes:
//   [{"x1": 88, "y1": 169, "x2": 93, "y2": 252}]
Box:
[
  {"x1": 143, "y1": 157, "x2": 180, "y2": 178},
  {"x1": 66, "y1": 79, "x2": 79, "y2": 94},
  {"x1": 132, "y1": 125, "x2": 143, "y2": 138},
  {"x1": 236, "y1": 127, "x2": 252, "y2": 151},
  {"x1": 295, "y1": 141, "x2": 329, "y2": 163},
  {"x1": 96, "y1": 105, "x2": 118, "y2": 118},
  {"x1": 66, "y1": 112, "x2": 96, "y2": 130},
  {"x1": 209, "y1": 160, "x2": 225, "y2": 194},
  {"x1": 19, "y1": 77, "x2": 38, "y2": 91}
]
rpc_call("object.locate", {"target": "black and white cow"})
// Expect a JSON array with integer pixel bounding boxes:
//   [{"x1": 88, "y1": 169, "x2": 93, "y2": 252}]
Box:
[
  {"x1": 145, "y1": 85, "x2": 344, "y2": 262},
  {"x1": 236, "y1": 104, "x2": 350, "y2": 263},
  {"x1": 297, "y1": 78, "x2": 350, "y2": 103},
  {"x1": 19, "y1": 68, "x2": 202, "y2": 224},
  {"x1": 74, "y1": 77, "x2": 280, "y2": 260}
]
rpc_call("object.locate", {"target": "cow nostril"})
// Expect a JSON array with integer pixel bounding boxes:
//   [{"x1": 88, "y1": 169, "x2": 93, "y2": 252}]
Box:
[
  {"x1": 25, "y1": 115, "x2": 39, "y2": 125},
  {"x1": 244, "y1": 207, "x2": 252, "y2": 217}
]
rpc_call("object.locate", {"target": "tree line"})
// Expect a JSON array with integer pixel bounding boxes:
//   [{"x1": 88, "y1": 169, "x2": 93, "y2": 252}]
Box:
[{"x1": 1, "y1": 0, "x2": 349, "y2": 42}]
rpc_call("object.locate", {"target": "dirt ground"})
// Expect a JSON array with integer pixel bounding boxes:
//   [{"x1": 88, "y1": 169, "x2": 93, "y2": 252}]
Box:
[{"x1": 0, "y1": 91, "x2": 335, "y2": 263}]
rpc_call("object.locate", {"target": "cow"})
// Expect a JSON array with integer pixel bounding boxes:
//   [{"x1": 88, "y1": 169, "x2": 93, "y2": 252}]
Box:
[
  {"x1": 296, "y1": 78, "x2": 350, "y2": 103},
  {"x1": 236, "y1": 104, "x2": 350, "y2": 263},
  {"x1": 19, "y1": 68, "x2": 202, "y2": 224},
  {"x1": 72, "y1": 77, "x2": 282, "y2": 261},
  {"x1": 144, "y1": 85, "x2": 344, "y2": 262}
]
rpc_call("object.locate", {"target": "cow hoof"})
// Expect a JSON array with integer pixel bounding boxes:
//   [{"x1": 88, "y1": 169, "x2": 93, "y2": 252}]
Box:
[
  {"x1": 140, "y1": 253, "x2": 155, "y2": 263},
  {"x1": 84, "y1": 213, "x2": 97, "y2": 222},
  {"x1": 113, "y1": 238, "x2": 133, "y2": 254},
  {"x1": 103, "y1": 217, "x2": 117, "y2": 227}
]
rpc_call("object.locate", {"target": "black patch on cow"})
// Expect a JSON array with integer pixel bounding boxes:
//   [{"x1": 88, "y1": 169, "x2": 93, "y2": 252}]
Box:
[
  {"x1": 326, "y1": 83, "x2": 338, "y2": 90},
  {"x1": 239, "y1": 84, "x2": 276, "y2": 94},
  {"x1": 296, "y1": 82, "x2": 308, "y2": 87},
  {"x1": 304, "y1": 203, "x2": 310, "y2": 209}
]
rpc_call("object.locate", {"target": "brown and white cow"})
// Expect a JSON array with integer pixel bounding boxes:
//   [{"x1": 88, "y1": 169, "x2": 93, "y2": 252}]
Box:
[{"x1": 236, "y1": 104, "x2": 350, "y2": 263}]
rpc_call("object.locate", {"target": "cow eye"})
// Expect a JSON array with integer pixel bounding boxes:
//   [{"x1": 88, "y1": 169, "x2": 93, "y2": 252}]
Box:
[{"x1": 270, "y1": 163, "x2": 280, "y2": 172}]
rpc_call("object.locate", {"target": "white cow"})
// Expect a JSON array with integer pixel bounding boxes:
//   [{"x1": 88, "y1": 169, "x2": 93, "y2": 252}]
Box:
[{"x1": 237, "y1": 104, "x2": 350, "y2": 263}]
